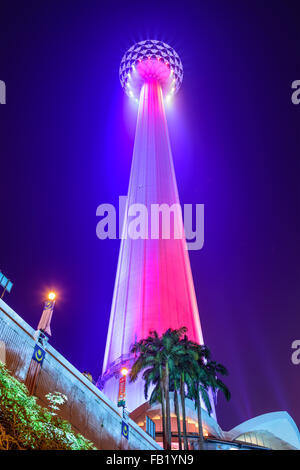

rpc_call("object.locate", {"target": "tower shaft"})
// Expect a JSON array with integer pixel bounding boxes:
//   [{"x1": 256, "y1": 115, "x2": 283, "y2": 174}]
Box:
[{"x1": 101, "y1": 80, "x2": 203, "y2": 410}]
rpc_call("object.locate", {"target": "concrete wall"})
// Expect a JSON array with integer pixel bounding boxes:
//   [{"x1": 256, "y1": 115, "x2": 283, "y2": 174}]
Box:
[{"x1": 0, "y1": 299, "x2": 161, "y2": 450}]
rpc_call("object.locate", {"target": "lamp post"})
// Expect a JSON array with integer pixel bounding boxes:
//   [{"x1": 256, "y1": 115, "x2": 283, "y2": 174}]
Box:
[
  {"x1": 25, "y1": 292, "x2": 56, "y2": 395},
  {"x1": 118, "y1": 367, "x2": 129, "y2": 409},
  {"x1": 37, "y1": 291, "x2": 56, "y2": 338},
  {"x1": 119, "y1": 367, "x2": 130, "y2": 442}
]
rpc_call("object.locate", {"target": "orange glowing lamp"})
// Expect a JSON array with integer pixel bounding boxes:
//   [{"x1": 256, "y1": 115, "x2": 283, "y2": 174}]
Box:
[
  {"x1": 48, "y1": 292, "x2": 56, "y2": 301},
  {"x1": 120, "y1": 367, "x2": 129, "y2": 376}
]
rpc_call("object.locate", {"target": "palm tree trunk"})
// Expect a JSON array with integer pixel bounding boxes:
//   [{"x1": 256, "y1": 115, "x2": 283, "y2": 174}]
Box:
[
  {"x1": 159, "y1": 367, "x2": 167, "y2": 450},
  {"x1": 174, "y1": 387, "x2": 182, "y2": 450},
  {"x1": 180, "y1": 372, "x2": 188, "y2": 450},
  {"x1": 196, "y1": 385, "x2": 204, "y2": 450},
  {"x1": 164, "y1": 362, "x2": 172, "y2": 449}
]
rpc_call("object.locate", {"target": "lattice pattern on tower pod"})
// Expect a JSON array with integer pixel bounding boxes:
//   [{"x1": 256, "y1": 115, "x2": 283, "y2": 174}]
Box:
[{"x1": 119, "y1": 40, "x2": 183, "y2": 95}]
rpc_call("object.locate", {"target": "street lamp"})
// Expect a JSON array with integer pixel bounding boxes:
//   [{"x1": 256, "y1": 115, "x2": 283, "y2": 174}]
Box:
[
  {"x1": 120, "y1": 367, "x2": 129, "y2": 376},
  {"x1": 26, "y1": 291, "x2": 56, "y2": 395},
  {"x1": 118, "y1": 367, "x2": 129, "y2": 408},
  {"x1": 37, "y1": 292, "x2": 56, "y2": 338},
  {"x1": 48, "y1": 292, "x2": 56, "y2": 301}
]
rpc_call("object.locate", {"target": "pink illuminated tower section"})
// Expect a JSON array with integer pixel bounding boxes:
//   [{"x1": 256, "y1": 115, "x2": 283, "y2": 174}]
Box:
[{"x1": 100, "y1": 41, "x2": 204, "y2": 411}]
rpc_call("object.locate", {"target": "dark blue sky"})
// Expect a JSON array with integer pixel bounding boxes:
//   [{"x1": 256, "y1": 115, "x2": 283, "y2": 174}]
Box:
[{"x1": 0, "y1": 1, "x2": 299, "y2": 430}]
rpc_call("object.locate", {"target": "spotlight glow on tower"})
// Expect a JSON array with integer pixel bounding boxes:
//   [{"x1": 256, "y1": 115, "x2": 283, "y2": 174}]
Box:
[{"x1": 100, "y1": 40, "x2": 204, "y2": 412}]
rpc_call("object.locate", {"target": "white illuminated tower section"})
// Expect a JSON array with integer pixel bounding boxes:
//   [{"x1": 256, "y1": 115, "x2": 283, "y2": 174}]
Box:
[{"x1": 100, "y1": 41, "x2": 210, "y2": 416}]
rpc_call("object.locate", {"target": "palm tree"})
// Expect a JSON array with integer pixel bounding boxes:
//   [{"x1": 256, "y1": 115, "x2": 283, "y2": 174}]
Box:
[
  {"x1": 205, "y1": 360, "x2": 231, "y2": 403},
  {"x1": 177, "y1": 334, "x2": 200, "y2": 450},
  {"x1": 130, "y1": 328, "x2": 230, "y2": 452},
  {"x1": 141, "y1": 364, "x2": 167, "y2": 449},
  {"x1": 186, "y1": 368, "x2": 212, "y2": 450},
  {"x1": 180, "y1": 370, "x2": 188, "y2": 449},
  {"x1": 188, "y1": 343, "x2": 231, "y2": 450},
  {"x1": 130, "y1": 334, "x2": 168, "y2": 449},
  {"x1": 129, "y1": 327, "x2": 188, "y2": 450},
  {"x1": 187, "y1": 343, "x2": 212, "y2": 450},
  {"x1": 169, "y1": 373, "x2": 182, "y2": 450}
]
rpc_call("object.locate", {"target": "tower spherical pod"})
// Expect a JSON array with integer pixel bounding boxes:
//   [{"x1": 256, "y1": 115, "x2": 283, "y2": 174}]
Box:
[{"x1": 119, "y1": 40, "x2": 183, "y2": 99}]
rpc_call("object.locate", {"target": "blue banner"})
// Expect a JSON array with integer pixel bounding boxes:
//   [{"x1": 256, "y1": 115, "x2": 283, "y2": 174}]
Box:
[
  {"x1": 32, "y1": 344, "x2": 46, "y2": 365},
  {"x1": 121, "y1": 420, "x2": 129, "y2": 440}
]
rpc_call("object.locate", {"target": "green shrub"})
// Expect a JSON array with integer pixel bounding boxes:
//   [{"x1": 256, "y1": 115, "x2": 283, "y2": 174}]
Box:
[{"x1": 0, "y1": 362, "x2": 96, "y2": 450}]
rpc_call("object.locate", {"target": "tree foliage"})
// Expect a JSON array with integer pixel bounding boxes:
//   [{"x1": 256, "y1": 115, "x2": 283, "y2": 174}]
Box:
[
  {"x1": 0, "y1": 362, "x2": 96, "y2": 450},
  {"x1": 129, "y1": 328, "x2": 230, "y2": 450}
]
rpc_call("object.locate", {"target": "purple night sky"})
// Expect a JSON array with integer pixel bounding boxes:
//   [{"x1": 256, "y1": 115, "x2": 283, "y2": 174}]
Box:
[{"x1": 0, "y1": 1, "x2": 299, "y2": 431}]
